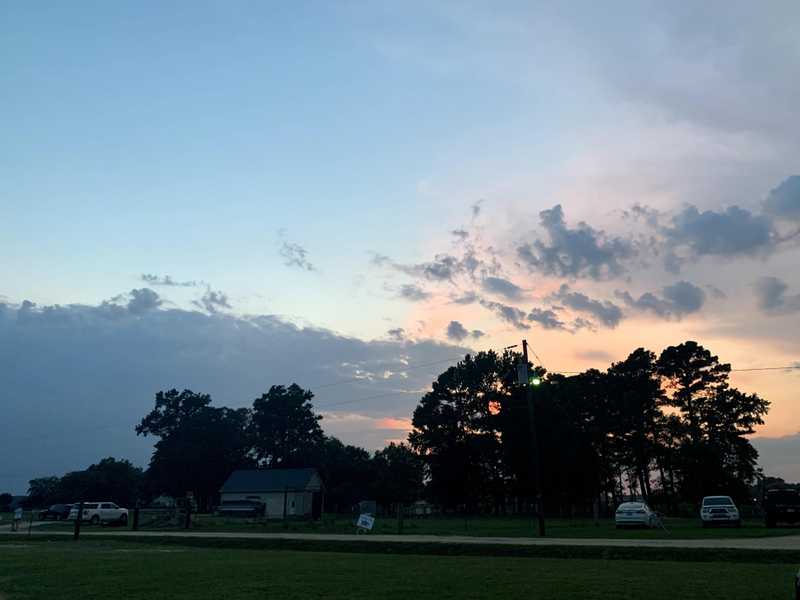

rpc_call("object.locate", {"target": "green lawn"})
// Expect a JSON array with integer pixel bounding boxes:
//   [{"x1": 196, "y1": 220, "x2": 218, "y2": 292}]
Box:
[
  {"x1": 0, "y1": 540, "x2": 796, "y2": 600},
  {"x1": 33, "y1": 513, "x2": 800, "y2": 540},
  {"x1": 125, "y1": 514, "x2": 799, "y2": 539}
]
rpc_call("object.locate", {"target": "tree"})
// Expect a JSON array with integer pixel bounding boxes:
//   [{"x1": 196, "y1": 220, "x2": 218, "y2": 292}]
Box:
[
  {"x1": 137, "y1": 389, "x2": 253, "y2": 509},
  {"x1": 58, "y1": 458, "x2": 144, "y2": 506},
  {"x1": 251, "y1": 384, "x2": 324, "y2": 468},
  {"x1": 372, "y1": 442, "x2": 424, "y2": 508},
  {"x1": 310, "y1": 436, "x2": 375, "y2": 512},
  {"x1": 27, "y1": 476, "x2": 61, "y2": 507},
  {"x1": 0, "y1": 492, "x2": 13, "y2": 511},
  {"x1": 410, "y1": 351, "x2": 516, "y2": 511}
]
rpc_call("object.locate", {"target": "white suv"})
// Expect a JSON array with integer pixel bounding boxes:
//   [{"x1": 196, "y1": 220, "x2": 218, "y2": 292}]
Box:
[
  {"x1": 700, "y1": 495, "x2": 740, "y2": 527},
  {"x1": 68, "y1": 502, "x2": 129, "y2": 525}
]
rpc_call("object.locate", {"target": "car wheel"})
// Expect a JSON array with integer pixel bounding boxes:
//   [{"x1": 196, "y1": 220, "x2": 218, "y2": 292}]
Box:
[{"x1": 90, "y1": 515, "x2": 100, "y2": 525}]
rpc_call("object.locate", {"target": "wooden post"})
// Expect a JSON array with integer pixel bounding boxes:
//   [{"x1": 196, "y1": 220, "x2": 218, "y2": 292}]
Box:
[
  {"x1": 283, "y1": 486, "x2": 288, "y2": 529},
  {"x1": 27, "y1": 510, "x2": 34, "y2": 537},
  {"x1": 73, "y1": 501, "x2": 83, "y2": 541},
  {"x1": 397, "y1": 503, "x2": 405, "y2": 534},
  {"x1": 184, "y1": 502, "x2": 191, "y2": 529},
  {"x1": 132, "y1": 503, "x2": 140, "y2": 531}
]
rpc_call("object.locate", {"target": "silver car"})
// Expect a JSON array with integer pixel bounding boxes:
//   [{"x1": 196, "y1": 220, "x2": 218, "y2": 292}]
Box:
[
  {"x1": 615, "y1": 501, "x2": 657, "y2": 528},
  {"x1": 700, "y1": 495, "x2": 740, "y2": 527}
]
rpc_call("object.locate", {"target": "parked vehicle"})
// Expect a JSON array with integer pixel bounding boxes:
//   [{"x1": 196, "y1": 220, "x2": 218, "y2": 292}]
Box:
[
  {"x1": 764, "y1": 488, "x2": 800, "y2": 528},
  {"x1": 216, "y1": 500, "x2": 265, "y2": 518},
  {"x1": 68, "y1": 502, "x2": 129, "y2": 525},
  {"x1": 38, "y1": 504, "x2": 72, "y2": 520},
  {"x1": 615, "y1": 502, "x2": 658, "y2": 528},
  {"x1": 700, "y1": 496, "x2": 740, "y2": 527}
]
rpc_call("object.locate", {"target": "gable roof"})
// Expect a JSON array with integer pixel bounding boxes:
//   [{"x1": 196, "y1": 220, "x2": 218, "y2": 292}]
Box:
[{"x1": 220, "y1": 468, "x2": 322, "y2": 493}]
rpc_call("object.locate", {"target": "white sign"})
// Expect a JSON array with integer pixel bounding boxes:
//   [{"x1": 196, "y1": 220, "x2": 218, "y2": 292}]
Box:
[{"x1": 356, "y1": 513, "x2": 375, "y2": 531}]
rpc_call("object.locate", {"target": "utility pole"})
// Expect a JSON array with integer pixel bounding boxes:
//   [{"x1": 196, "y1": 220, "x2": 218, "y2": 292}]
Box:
[{"x1": 522, "y1": 339, "x2": 545, "y2": 537}]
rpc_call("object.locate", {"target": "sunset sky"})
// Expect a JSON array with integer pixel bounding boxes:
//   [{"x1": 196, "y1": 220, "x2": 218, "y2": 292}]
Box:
[{"x1": 2, "y1": 1, "x2": 799, "y2": 492}]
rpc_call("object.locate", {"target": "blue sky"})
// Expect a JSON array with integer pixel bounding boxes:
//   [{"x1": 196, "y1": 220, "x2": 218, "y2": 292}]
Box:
[{"x1": 2, "y1": 1, "x2": 800, "y2": 492}]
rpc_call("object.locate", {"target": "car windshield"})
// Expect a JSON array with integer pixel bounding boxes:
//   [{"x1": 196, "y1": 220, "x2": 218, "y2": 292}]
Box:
[
  {"x1": 703, "y1": 497, "x2": 733, "y2": 506},
  {"x1": 618, "y1": 503, "x2": 643, "y2": 510}
]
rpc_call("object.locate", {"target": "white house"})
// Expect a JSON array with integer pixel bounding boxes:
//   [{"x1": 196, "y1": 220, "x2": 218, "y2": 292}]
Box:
[{"x1": 219, "y1": 468, "x2": 324, "y2": 519}]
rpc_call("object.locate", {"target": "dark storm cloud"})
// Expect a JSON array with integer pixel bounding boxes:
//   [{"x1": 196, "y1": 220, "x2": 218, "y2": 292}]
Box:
[
  {"x1": 126, "y1": 288, "x2": 162, "y2": 315},
  {"x1": 0, "y1": 297, "x2": 469, "y2": 494},
  {"x1": 398, "y1": 284, "x2": 431, "y2": 302},
  {"x1": 527, "y1": 308, "x2": 567, "y2": 331},
  {"x1": 660, "y1": 205, "x2": 775, "y2": 272},
  {"x1": 481, "y1": 276, "x2": 524, "y2": 301},
  {"x1": 280, "y1": 242, "x2": 315, "y2": 271},
  {"x1": 193, "y1": 289, "x2": 232, "y2": 314},
  {"x1": 616, "y1": 281, "x2": 706, "y2": 320},
  {"x1": 754, "y1": 276, "x2": 800, "y2": 315},
  {"x1": 479, "y1": 299, "x2": 530, "y2": 330},
  {"x1": 140, "y1": 274, "x2": 199, "y2": 287},
  {"x1": 764, "y1": 176, "x2": 800, "y2": 222},
  {"x1": 517, "y1": 205, "x2": 635, "y2": 280},
  {"x1": 551, "y1": 284, "x2": 623, "y2": 328}
]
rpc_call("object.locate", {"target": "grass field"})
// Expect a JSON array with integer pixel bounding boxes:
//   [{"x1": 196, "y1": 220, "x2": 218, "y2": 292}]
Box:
[
  {"x1": 43, "y1": 513, "x2": 792, "y2": 540},
  {"x1": 0, "y1": 539, "x2": 796, "y2": 600}
]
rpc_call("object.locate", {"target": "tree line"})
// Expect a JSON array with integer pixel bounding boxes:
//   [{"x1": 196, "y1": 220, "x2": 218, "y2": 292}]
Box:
[{"x1": 23, "y1": 340, "x2": 770, "y2": 515}]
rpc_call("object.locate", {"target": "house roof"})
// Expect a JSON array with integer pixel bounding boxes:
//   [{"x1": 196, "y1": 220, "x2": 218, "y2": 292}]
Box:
[{"x1": 220, "y1": 468, "x2": 322, "y2": 493}]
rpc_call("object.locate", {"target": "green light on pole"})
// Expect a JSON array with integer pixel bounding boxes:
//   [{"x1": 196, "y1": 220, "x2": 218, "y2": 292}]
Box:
[{"x1": 530, "y1": 376, "x2": 542, "y2": 386}]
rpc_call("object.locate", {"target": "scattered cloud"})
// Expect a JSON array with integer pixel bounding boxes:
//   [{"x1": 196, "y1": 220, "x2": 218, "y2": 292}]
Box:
[
  {"x1": 398, "y1": 284, "x2": 431, "y2": 302},
  {"x1": 471, "y1": 199, "x2": 484, "y2": 219},
  {"x1": 193, "y1": 289, "x2": 232, "y2": 314},
  {"x1": 764, "y1": 176, "x2": 800, "y2": 222},
  {"x1": 140, "y1": 274, "x2": 199, "y2": 287},
  {"x1": 527, "y1": 307, "x2": 567, "y2": 331},
  {"x1": 481, "y1": 276, "x2": 524, "y2": 301},
  {"x1": 754, "y1": 276, "x2": 800, "y2": 315},
  {"x1": 517, "y1": 204, "x2": 635, "y2": 280},
  {"x1": 660, "y1": 205, "x2": 775, "y2": 272},
  {"x1": 574, "y1": 349, "x2": 615, "y2": 363},
  {"x1": 616, "y1": 280, "x2": 706, "y2": 320},
  {"x1": 551, "y1": 284, "x2": 623, "y2": 328},
  {"x1": 386, "y1": 328, "x2": 406, "y2": 341},
  {"x1": 280, "y1": 242, "x2": 315, "y2": 271},
  {"x1": 479, "y1": 299, "x2": 529, "y2": 330},
  {"x1": 444, "y1": 320, "x2": 484, "y2": 342},
  {"x1": 126, "y1": 288, "x2": 162, "y2": 315},
  {"x1": 451, "y1": 229, "x2": 469, "y2": 241}
]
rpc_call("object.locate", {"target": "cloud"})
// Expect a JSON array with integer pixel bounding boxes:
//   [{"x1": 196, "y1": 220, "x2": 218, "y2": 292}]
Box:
[
  {"x1": 451, "y1": 291, "x2": 479, "y2": 305},
  {"x1": 126, "y1": 288, "x2": 162, "y2": 315},
  {"x1": 479, "y1": 299, "x2": 530, "y2": 330},
  {"x1": 517, "y1": 205, "x2": 635, "y2": 280},
  {"x1": 616, "y1": 280, "x2": 706, "y2": 320},
  {"x1": 764, "y1": 176, "x2": 800, "y2": 222},
  {"x1": 660, "y1": 205, "x2": 775, "y2": 272},
  {"x1": 280, "y1": 242, "x2": 315, "y2": 271},
  {"x1": 386, "y1": 328, "x2": 406, "y2": 341},
  {"x1": 193, "y1": 289, "x2": 232, "y2": 314},
  {"x1": 471, "y1": 199, "x2": 484, "y2": 219},
  {"x1": 140, "y1": 274, "x2": 198, "y2": 287},
  {"x1": 527, "y1": 307, "x2": 567, "y2": 331},
  {"x1": 481, "y1": 276, "x2": 524, "y2": 301},
  {"x1": 445, "y1": 320, "x2": 469, "y2": 341},
  {"x1": 0, "y1": 296, "x2": 468, "y2": 493},
  {"x1": 754, "y1": 276, "x2": 800, "y2": 315},
  {"x1": 398, "y1": 284, "x2": 431, "y2": 302},
  {"x1": 551, "y1": 284, "x2": 623, "y2": 328},
  {"x1": 451, "y1": 229, "x2": 469, "y2": 240}
]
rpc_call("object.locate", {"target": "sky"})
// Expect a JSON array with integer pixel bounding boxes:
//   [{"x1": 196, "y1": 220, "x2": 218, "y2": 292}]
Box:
[{"x1": 1, "y1": 1, "x2": 799, "y2": 493}]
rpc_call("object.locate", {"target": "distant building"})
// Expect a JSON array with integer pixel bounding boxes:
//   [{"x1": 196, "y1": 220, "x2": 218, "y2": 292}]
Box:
[{"x1": 219, "y1": 468, "x2": 323, "y2": 519}]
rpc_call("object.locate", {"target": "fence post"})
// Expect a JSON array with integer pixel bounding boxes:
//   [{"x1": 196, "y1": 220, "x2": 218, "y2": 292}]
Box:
[
  {"x1": 283, "y1": 486, "x2": 288, "y2": 529},
  {"x1": 397, "y1": 503, "x2": 404, "y2": 535},
  {"x1": 132, "y1": 503, "x2": 140, "y2": 531},
  {"x1": 73, "y1": 501, "x2": 83, "y2": 541},
  {"x1": 184, "y1": 502, "x2": 192, "y2": 530},
  {"x1": 27, "y1": 510, "x2": 34, "y2": 537}
]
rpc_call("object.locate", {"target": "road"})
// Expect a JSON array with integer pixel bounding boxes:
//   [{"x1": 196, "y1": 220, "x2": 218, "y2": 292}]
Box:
[{"x1": 3, "y1": 525, "x2": 800, "y2": 550}]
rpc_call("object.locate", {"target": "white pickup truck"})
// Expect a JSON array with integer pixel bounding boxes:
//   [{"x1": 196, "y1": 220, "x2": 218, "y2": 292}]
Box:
[{"x1": 68, "y1": 502, "x2": 129, "y2": 525}]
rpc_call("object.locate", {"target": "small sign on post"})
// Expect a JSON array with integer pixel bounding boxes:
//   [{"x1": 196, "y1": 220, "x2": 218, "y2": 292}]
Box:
[
  {"x1": 517, "y1": 361, "x2": 529, "y2": 386},
  {"x1": 356, "y1": 513, "x2": 375, "y2": 533}
]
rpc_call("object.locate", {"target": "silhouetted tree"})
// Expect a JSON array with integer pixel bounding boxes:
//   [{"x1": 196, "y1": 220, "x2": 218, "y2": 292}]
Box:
[
  {"x1": 251, "y1": 384, "x2": 324, "y2": 467},
  {"x1": 27, "y1": 476, "x2": 61, "y2": 507},
  {"x1": 137, "y1": 389, "x2": 253, "y2": 509},
  {"x1": 372, "y1": 442, "x2": 424, "y2": 508}
]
